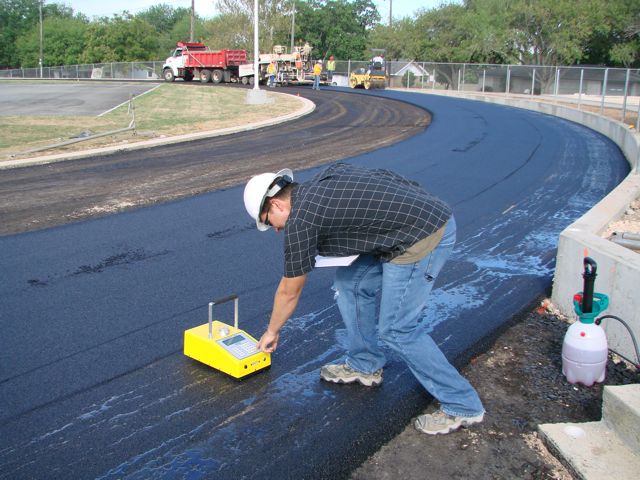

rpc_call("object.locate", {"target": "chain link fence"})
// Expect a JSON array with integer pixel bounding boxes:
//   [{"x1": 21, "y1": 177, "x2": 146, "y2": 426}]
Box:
[
  {"x1": 2, "y1": 59, "x2": 639, "y2": 127},
  {"x1": 335, "y1": 60, "x2": 640, "y2": 129},
  {"x1": 0, "y1": 62, "x2": 164, "y2": 80}
]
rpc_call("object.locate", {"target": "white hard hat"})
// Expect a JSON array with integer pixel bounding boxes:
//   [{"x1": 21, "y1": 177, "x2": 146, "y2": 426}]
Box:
[{"x1": 243, "y1": 168, "x2": 293, "y2": 231}]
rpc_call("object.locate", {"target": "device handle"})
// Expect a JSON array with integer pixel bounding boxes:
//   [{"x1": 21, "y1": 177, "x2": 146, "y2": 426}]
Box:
[
  {"x1": 208, "y1": 294, "x2": 239, "y2": 339},
  {"x1": 582, "y1": 257, "x2": 597, "y2": 314}
]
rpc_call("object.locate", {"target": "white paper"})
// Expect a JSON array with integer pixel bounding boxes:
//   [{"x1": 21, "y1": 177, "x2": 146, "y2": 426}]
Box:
[{"x1": 314, "y1": 254, "x2": 360, "y2": 267}]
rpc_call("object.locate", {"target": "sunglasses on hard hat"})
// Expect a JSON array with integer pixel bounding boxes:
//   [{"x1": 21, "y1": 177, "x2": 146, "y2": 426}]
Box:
[{"x1": 265, "y1": 175, "x2": 293, "y2": 198}]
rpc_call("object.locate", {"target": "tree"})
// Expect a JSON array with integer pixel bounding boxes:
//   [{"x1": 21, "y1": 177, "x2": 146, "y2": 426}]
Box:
[
  {"x1": 462, "y1": 0, "x2": 519, "y2": 64},
  {"x1": 510, "y1": 0, "x2": 598, "y2": 66},
  {"x1": 15, "y1": 15, "x2": 88, "y2": 67},
  {"x1": 296, "y1": 0, "x2": 380, "y2": 60},
  {"x1": 0, "y1": 0, "x2": 75, "y2": 67},
  {"x1": 214, "y1": 0, "x2": 293, "y2": 55},
  {"x1": 367, "y1": 19, "x2": 415, "y2": 61},
  {"x1": 402, "y1": 70, "x2": 415, "y2": 87},
  {"x1": 136, "y1": 3, "x2": 195, "y2": 58},
  {"x1": 136, "y1": 3, "x2": 191, "y2": 34},
  {"x1": 81, "y1": 14, "x2": 159, "y2": 63},
  {"x1": 202, "y1": 13, "x2": 254, "y2": 50},
  {"x1": 582, "y1": 0, "x2": 640, "y2": 67}
]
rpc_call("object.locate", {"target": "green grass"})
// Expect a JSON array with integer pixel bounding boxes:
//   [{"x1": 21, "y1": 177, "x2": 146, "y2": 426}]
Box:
[{"x1": 0, "y1": 83, "x2": 302, "y2": 157}]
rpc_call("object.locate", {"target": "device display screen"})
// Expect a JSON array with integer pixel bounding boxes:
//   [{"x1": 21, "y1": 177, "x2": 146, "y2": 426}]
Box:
[{"x1": 223, "y1": 334, "x2": 245, "y2": 346}]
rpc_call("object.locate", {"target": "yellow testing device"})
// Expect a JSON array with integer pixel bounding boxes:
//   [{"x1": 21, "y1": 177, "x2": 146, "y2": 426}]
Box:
[{"x1": 183, "y1": 294, "x2": 271, "y2": 379}]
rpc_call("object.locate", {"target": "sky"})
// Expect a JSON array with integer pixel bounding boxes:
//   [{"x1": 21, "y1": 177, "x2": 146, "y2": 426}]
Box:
[{"x1": 61, "y1": 0, "x2": 452, "y2": 22}]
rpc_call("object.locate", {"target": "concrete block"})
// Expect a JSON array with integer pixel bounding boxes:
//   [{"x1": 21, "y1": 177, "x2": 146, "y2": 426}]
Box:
[
  {"x1": 539, "y1": 421, "x2": 640, "y2": 480},
  {"x1": 602, "y1": 384, "x2": 640, "y2": 452}
]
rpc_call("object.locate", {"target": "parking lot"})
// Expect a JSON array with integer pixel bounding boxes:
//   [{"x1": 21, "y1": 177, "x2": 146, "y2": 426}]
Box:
[{"x1": 0, "y1": 81, "x2": 157, "y2": 116}]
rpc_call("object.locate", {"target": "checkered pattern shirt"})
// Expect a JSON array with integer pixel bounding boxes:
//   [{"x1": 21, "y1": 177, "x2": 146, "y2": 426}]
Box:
[{"x1": 283, "y1": 162, "x2": 452, "y2": 277}]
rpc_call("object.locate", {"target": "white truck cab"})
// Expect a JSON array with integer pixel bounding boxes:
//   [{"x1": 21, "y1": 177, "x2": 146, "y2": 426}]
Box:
[{"x1": 162, "y1": 48, "x2": 185, "y2": 82}]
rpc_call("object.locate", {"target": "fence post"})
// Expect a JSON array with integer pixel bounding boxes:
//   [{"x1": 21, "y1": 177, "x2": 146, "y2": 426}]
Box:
[
  {"x1": 600, "y1": 68, "x2": 609, "y2": 115},
  {"x1": 462, "y1": 63, "x2": 465, "y2": 91},
  {"x1": 347, "y1": 59, "x2": 351, "y2": 78},
  {"x1": 531, "y1": 69, "x2": 535, "y2": 96},
  {"x1": 554, "y1": 67, "x2": 559, "y2": 97},
  {"x1": 457, "y1": 68, "x2": 461, "y2": 91},
  {"x1": 578, "y1": 69, "x2": 584, "y2": 109},
  {"x1": 506, "y1": 65, "x2": 510, "y2": 94},
  {"x1": 482, "y1": 69, "x2": 486, "y2": 93},
  {"x1": 622, "y1": 68, "x2": 630, "y2": 124}
]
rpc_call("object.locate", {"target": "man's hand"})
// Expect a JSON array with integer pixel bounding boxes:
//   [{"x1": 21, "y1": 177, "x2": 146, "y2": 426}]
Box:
[
  {"x1": 258, "y1": 274, "x2": 307, "y2": 354},
  {"x1": 258, "y1": 329, "x2": 280, "y2": 353}
]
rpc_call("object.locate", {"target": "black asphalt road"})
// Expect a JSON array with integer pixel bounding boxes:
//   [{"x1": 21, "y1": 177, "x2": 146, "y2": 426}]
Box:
[
  {"x1": 0, "y1": 87, "x2": 428, "y2": 235},
  {"x1": 0, "y1": 88, "x2": 629, "y2": 479}
]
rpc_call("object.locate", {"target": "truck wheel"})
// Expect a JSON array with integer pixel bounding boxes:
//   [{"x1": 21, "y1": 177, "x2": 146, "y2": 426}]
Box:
[
  {"x1": 249, "y1": 76, "x2": 254, "y2": 86},
  {"x1": 163, "y1": 69, "x2": 175, "y2": 82},
  {"x1": 183, "y1": 73, "x2": 194, "y2": 82},
  {"x1": 211, "y1": 69, "x2": 224, "y2": 84},
  {"x1": 241, "y1": 76, "x2": 249, "y2": 85},
  {"x1": 200, "y1": 70, "x2": 211, "y2": 83}
]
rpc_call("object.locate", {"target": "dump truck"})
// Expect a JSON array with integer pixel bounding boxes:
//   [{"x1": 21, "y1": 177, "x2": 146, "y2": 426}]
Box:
[{"x1": 162, "y1": 42, "x2": 247, "y2": 84}]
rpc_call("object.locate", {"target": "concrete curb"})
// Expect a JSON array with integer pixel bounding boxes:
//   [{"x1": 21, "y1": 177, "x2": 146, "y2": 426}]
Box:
[{"x1": 0, "y1": 92, "x2": 315, "y2": 171}]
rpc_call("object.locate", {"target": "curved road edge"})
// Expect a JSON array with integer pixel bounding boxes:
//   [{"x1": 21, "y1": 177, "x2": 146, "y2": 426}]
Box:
[
  {"x1": 0, "y1": 92, "x2": 315, "y2": 171},
  {"x1": 399, "y1": 88, "x2": 640, "y2": 379}
]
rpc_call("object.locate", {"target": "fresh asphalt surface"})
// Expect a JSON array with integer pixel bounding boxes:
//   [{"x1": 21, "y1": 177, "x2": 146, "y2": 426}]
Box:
[{"x1": 0, "y1": 84, "x2": 629, "y2": 479}]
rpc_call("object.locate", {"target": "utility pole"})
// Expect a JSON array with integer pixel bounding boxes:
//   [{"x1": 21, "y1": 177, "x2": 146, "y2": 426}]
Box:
[
  {"x1": 253, "y1": 0, "x2": 259, "y2": 91},
  {"x1": 39, "y1": 0, "x2": 43, "y2": 78},
  {"x1": 190, "y1": 0, "x2": 195, "y2": 42},
  {"x1": 389, "y1": 0, "x2": 392, "y2": 27},
  {"x1": 290, "y1": 1, "x2": 296, "y2": 53}
]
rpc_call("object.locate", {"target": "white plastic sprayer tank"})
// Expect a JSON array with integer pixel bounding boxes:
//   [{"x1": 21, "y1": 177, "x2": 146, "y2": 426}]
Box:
[
  {"x1": 561, "y1": 256, "x2": 609, "y2": 387},
  {"x1": 562, "y1": 320, "x2": 608, "y2": 386}
]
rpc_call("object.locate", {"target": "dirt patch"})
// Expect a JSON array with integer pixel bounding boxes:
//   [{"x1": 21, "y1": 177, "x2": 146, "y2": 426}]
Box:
[{"x1": 351, "y1": 300, "x2": 639, "y2": 480}]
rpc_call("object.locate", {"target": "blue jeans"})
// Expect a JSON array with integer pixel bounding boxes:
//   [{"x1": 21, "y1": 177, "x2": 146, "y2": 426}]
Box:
[
  {"x1": 332, "y1": 216, "x2": 484, "y2": 417},
  {"x1": 313, "y1": 76, "x2": 320, "y2": 90}
]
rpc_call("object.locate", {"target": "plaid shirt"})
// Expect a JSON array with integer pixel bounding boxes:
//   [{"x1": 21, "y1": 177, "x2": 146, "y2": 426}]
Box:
[{"x1": 283, "y1": 163, "x2": 452, "y2": 277}]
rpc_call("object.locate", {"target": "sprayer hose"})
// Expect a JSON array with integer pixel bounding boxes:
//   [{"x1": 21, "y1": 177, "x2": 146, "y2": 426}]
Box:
[{"x1": 595, "y1": 314, "x2": 640, "y2": 368}]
